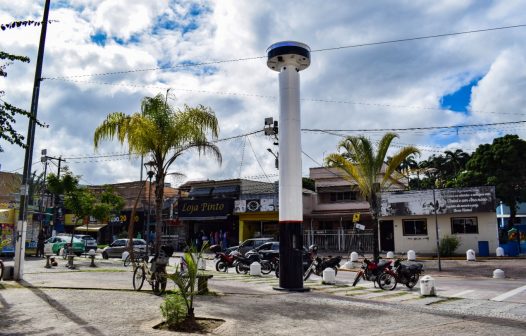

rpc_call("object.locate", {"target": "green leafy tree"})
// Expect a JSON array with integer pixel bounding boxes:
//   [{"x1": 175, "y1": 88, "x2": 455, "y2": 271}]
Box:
[
  {"x1": 47, "y1": 170, "x2": 94, "y2": 248},
  {"x1": 456, "y1": 135, "x2": 526, "y2": 226},
  {"x1": 325, "y1": 133, "x2": 420, "y2": 261},
  {"x1": 94, "y1": 93, "x2": 221, "y2": 252},
  {"x1": 0, "y1": 51, "x2": 46, "y2": 152},
  {"x1": 302, "y1": 177, "x2": 315, "y2": 191}
]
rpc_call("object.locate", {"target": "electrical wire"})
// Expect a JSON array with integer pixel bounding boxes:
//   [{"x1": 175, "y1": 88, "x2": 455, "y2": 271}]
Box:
[
  {"x1": 302, "y1": 120, "x2": 526, "y2": 133},
  {"x1": 45, "y1": 77, "x2": 526, "y2": 118},
  {"x1": 41, "y1": 23, "x2": 526, "y2": 80},
  {"x1": 246, "y1": 136, "x2": 271, "y2": 183}
]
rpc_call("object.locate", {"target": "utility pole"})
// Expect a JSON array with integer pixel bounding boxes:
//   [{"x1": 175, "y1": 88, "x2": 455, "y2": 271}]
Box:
[{"x1": 14, "y1": 0, "x2": 51, "y2": 281}]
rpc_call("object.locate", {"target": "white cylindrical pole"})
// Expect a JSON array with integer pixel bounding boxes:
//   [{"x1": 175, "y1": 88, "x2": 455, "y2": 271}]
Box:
[
  {"x1": 278, "y1": 66, "x2": 302, "y2": 221},
  {"x1": 267, "y1": 41, "x2": 310, "y2": 291}
]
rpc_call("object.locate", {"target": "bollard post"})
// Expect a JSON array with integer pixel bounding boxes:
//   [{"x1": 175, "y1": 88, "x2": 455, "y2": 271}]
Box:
[
  {"x1": 250, "y1": 262, "x2": 261, "y2": 276},
  {"x1": 407, "y1": 250, "x2": 416, "y2": 261},
  {"x1": 350, "y1": 252, "x2": 359, "y2": 262},
  {"x1": 45, "y1": 255, "x2": 51, "y2": 269},
  {"x1": 386, "y1": 251, "x2": 394, "y2": 259},
  {"x1": 493, "y1": 269, "x2": 505, "y2": 279},
  {"x1": 322, "y1": 268, "x2": 336, "y2": 285},
  {"x1": 496, "y1": 247, "x2": 505, "y2": 257},
  {"x1": 420, "y1": 275, "x2": 436, "y2": 296},
  {"x1": 466, "y1": 249, "x2": 476, "y2": 261}
]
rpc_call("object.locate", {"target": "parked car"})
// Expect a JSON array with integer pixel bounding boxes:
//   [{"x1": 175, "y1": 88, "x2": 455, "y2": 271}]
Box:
[
  {"x1": 101, "y1": 238, "x2": 147, "y2": 259},
  {"x1": 227, "y1": 237, "x2": 274, "y2": 255},
  {"x1": 44, "y1": 236, "x2": 85, "y2": 256},
  {"x1": 247, "y1": 241, "x2": 280, "y2": 260},
  {"x1": 73, "y1": 234, "x2": 97, "y2": 252}
]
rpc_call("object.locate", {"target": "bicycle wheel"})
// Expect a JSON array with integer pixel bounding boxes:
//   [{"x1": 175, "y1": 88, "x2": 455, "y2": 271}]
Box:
[
  {"x1": 133, "y1": 266, "x2": 145, "y2": 291},
  {"x1": 124, "y1": 255, "x2": 131, "y2": 267},
  {"x1": 0, "y1": 260, "x2": 4, "y2": 281},
  {"x1": 152, "y1": 271, "x2": 167, "y2": 295},
  {"x1": 378, "y1": 272, "x2": 397, "y2": 291}
]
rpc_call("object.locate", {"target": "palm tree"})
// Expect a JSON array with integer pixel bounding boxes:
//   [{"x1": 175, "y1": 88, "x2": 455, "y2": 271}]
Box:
[
  {"x1": 325, "y1": 133, "x2": 420, "y2": 261},
  {"x1": 444, "y1": 149, "x2": 470, "y2": 176},
  {"x1": 94, "y1": 93, "x2": 221, "y2": 252}
]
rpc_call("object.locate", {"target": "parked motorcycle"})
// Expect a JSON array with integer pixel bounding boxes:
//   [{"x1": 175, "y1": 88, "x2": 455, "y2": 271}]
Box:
[
  {"x1": 352, "y1": 258, "x2": 393, "y2": 287},
  {"x1": 235, "y1": 252, "x2": 273, "y2": 275},
  {"x1": 214, "y1": 250, "x2": 238, "y2": 272},
  {"x1": 303, "y1": 255, "x2": 342, "y2": 280},
  {"x1": 377, "y1": 259, "x2": 424, "y2": 290}
]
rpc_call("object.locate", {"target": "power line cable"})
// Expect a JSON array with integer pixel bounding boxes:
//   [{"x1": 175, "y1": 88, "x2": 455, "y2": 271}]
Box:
[
  {"x1": 311, "y1": 23, "x2": 526, "y2": 52},
  {"x1": 41, "y1": 23, "x2": 526, "y2": 80},
  {"x1": 246, "y1": 136, "x2": 271, "y2": 183},
  {"x1": 302, "y1": 120, "x2": 526, "y2": 133},
  {"x1": 46, "y1": 77, "x2": 526, "y2": 118}
]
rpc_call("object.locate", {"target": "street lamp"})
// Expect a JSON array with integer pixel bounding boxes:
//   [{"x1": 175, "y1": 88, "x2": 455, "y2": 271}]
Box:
[
  {"x1": 427, "y1": 168, "x2": 442, "y2": 272},
  {"x1": 267, "y1": 148, "x2": 279, "y2": 169}
]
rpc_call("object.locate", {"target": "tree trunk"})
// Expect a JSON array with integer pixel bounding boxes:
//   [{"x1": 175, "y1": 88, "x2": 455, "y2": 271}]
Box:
[
  {"x1": 371, "y1": 193, "x2": 380, "y2": 262},
  {"x1": 154, "y1": 171, "x2": 165, "y2": 254}
]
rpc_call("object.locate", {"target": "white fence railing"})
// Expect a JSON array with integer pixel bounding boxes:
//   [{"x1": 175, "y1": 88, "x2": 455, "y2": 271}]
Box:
[{"x1": 303, "y1": 229, "x2": 374, "y2": 252}]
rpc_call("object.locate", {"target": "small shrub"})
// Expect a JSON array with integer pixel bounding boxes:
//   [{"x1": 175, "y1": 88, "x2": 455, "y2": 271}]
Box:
[
  {"x1": 439, "y1": 235, "x2": 461, "y2": 257},
  {"x1": 161, "y1": 294, "x2": 187, "y2": 327}
]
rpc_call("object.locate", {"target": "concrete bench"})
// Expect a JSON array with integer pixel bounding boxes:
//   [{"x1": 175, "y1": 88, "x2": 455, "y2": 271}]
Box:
[{"x1": 197, "y1": 274, "x2": 213, "y2": 294}]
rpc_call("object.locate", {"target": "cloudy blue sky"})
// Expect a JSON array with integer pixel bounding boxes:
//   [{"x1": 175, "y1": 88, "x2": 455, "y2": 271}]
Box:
[{"x1": 2, "y1": 1, "x2": 526, "y2": 187}]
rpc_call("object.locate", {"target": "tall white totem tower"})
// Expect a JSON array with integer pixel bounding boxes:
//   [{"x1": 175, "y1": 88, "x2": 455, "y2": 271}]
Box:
[{"x1": 267, "y1": 41, "x2": 310, "y2": 291}]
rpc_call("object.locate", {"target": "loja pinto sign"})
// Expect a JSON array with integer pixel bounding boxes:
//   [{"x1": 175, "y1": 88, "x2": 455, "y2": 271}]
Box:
[{"x1": 178, "y1": 198, "x2": 234, "y2": 219}]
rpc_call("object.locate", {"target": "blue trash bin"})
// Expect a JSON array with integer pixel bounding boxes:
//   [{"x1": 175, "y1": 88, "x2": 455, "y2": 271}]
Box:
[{"x1": 478, "y1": 241, "x2": 489, "y2": 257}]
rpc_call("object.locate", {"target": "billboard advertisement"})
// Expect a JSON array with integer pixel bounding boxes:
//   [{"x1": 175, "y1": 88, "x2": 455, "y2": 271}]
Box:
[{"x1": 380, "y1": 186, "x2": 496, "y2": 216}]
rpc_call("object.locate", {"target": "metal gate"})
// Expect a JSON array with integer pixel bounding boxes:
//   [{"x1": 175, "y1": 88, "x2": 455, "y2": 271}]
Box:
[{"x1": 304, "y1": 229, "x2": 374, "y2": 253}]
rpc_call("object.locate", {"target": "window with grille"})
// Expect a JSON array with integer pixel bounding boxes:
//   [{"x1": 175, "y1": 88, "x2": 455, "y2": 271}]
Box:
[
  {"x1": 329, "y1": 191, "x2": 358, "y2": 202},
  {"x1": 402, "y1": 219, "x2": 428, "y2": 236},
  {"x1": 451, "y1": 217, "x2": 478, "y2": 234}
]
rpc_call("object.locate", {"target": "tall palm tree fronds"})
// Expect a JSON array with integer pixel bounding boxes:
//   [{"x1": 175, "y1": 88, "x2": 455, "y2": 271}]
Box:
[
  {"x1": 325, "y1": 133, "x2": 420, "y2": 261},
  {"x1": 93, "y1": 94, "x2": 221, "y2": 252}
]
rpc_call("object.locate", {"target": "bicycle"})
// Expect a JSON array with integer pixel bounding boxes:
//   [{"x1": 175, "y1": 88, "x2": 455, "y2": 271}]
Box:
[
  {"x1": 0, "y1": 258, "x2": 4, "y2": 281},
  {"x1": 124, "y1": 251, "x2": 148, "y2": 267},
  {"x1": 132, "y1": 245, "x2": 173, "y2": 295}
]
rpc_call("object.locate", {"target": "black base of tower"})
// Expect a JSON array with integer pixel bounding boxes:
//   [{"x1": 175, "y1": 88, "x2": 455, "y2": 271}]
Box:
[{"x1": 276, "y1": 221, "x2": 306, "y2": 290}]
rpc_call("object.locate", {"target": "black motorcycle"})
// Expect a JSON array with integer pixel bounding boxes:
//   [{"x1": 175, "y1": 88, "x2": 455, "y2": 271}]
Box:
[
  {"x1": 378, "y1": 259, "x2": 424, "y2": 290},
  {"x1": 235, "y1": 252, "x2": 273, "y2": 275},
  {"x1": 303, "y1": 255, "x2": 342, "y2": 280}
]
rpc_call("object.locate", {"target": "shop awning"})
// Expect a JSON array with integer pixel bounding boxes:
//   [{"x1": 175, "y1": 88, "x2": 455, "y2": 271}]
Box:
[
  {"x1": 74, "y1": 224, "x2": 108, "y2": 232},
  {"x1": 189, "y1": 187, "x2": 213, "y2": 197},
  {"x1": 212, "y1": 185, "x2": 239, "y2": 196}
]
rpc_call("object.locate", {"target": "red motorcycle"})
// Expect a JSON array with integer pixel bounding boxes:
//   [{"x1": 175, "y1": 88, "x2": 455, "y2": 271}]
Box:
[
  {"x1": 214, "y1": 250, "x2": 238, "y2": 272},
  {"x1": 352, "y1": 258, "x2": 393, "y2": 287}
]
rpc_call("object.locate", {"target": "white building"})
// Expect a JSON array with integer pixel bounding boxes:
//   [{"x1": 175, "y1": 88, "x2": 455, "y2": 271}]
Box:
[{"x1": 379, "y1": 186, "x2": 498, "y2": 256}]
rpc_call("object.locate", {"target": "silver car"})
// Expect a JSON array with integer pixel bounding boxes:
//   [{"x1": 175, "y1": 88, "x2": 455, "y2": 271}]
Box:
[{"x1": 101, "y1": 238, "x2": 147, "y2": 259}]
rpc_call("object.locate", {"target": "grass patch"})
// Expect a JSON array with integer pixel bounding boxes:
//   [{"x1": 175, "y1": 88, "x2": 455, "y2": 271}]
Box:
[
  {"x1": 346, "y1": 286, "x2": 367, "y2": 291},
  {"x1": 375, "y1": 292, "x2": 411, "y2": 300},
  {"x1": 426, "y1": 297, "x2": 463, "y2": 305}
]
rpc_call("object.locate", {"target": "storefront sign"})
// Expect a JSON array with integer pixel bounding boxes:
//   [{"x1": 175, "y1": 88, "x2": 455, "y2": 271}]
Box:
[
  {"x1": 234, "y1": 198, "x2": 276, "y2": 213},
  {"x1": 380, "y1": 186, "x2": 496, "y2": 216},
  {"x1": 178, "y1": 198, "x2": 234, "y2": 219}
]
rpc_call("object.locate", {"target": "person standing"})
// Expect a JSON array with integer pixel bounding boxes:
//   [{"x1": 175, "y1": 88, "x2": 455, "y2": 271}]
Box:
[{"x1": 37, "y1": 228, "x2": 45, "y2": 257}]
